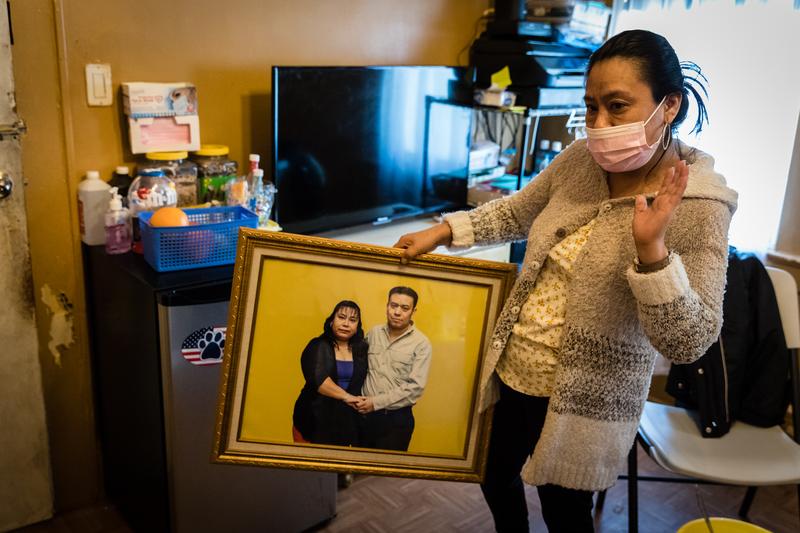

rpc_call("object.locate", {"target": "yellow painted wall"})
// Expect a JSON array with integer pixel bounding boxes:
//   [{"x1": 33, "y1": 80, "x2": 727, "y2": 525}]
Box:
[
  {"x1": 240, "y1": 258, "x2": 489, "y2": 456},
  {"x1": 12, "y1": 0, "x2": 487, "y2": 510},
  {"x1": 59, "y1": 0, "x2": 488, "y2": 173}
]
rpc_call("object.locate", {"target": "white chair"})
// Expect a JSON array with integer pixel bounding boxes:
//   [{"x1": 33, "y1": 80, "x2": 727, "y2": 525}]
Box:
[{"x1": 626, "y1": 266, "x2": 800, "y2": 532}]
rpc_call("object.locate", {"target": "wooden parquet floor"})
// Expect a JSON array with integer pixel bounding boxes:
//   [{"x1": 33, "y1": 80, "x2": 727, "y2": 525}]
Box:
[
  {"x1": 14, "y1": 449, "x2": 799, "y2": 533},
  {"x1": 16, "y1": 372, "x2": 799, "y2": 533},
  {"x1": 314, "y1": 448, "x2": 799, "y2": 533},
  {"x1": 314, "y1": 372, "x2": 798, "y2": 533}
]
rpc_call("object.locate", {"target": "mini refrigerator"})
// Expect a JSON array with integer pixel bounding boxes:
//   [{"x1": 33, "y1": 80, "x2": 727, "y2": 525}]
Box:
[{"x1": 84, "y1": 246, "x2": 336, "y2": 532}]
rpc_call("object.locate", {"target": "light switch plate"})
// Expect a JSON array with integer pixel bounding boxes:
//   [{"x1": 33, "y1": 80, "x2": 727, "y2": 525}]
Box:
[{"x1": 85, "y1": 63, "x2": 112, "y2": 106}]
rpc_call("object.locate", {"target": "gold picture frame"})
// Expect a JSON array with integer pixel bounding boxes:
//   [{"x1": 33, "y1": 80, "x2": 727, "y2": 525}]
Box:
[{"x1": 213, "y1": 229, "x2": 516, "y2": 482}]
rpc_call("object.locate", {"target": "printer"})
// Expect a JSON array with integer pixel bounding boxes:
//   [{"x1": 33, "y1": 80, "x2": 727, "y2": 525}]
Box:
[
  {"x1": 470, "y1": 38, "x2": 590, "y2": 108},
  {"x1": 469, "y1": 0, "x2": 599, "y2": 109}
]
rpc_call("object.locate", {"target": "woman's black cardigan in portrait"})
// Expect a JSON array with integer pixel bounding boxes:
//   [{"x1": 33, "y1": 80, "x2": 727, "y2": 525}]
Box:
[{"x1": 292, "y1": 335, "x2": 368, "y2": 446}]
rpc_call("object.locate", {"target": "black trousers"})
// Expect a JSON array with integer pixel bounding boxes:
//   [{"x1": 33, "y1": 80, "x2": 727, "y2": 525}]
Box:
[
  {"x1": 358, "y1": 406, "x2": 414, "y2": 451},
  {"x1": 480, "y1": 382, "x2": 595, "y2": 533}
]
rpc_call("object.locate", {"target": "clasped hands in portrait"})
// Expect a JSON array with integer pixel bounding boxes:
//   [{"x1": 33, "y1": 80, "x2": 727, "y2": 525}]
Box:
[{"x1": 340, "y1": 390, "x2": 374, "y2": 415}]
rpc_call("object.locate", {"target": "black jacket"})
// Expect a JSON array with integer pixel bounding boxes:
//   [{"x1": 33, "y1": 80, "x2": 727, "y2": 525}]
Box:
[
  {"x1": 666, "y1": 248, "x2": 791, "y2": 437},
  {"x1": 292, "y1": 336, "x2": 368, "y2": 446}
]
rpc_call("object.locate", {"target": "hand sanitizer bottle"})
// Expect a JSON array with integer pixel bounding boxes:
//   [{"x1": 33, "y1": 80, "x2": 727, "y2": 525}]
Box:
[{"x1": 105, "y1": 187, "x2": 132, "y2": 254}]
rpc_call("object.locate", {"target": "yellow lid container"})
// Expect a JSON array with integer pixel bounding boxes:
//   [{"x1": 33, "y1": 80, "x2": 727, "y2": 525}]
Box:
[
  {"x1": 146, "y1": 151, "x2": 189, "y2": 161},
  {"x1": 194, "y1": 144, "x2": 230, "y2": 157},
  {"x1": 677, "y1": 518, "x2": 772, "y2": 533}
]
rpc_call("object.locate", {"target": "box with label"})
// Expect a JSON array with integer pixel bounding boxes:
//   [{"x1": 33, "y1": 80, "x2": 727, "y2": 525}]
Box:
[{"x1": 122, "y1": 82, "x2": 201, "y2": 153}]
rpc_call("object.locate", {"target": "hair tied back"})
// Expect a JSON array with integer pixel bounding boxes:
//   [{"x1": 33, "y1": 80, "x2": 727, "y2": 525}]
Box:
[{"x1": 680, "y1": 61, "x2": 709, "y2": 135}]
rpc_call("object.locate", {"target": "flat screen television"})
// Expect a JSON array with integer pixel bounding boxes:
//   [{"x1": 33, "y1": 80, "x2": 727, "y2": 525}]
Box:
[{"x1": 272, "y1": 66, "x2": 473, "y2": 234}]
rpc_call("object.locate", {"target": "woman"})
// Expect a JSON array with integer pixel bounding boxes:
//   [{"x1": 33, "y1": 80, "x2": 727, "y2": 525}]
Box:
[
  {"x1": 292, "y1": 300, "x2": 368, "y2": 446},
  {"x1": 395, "y1": 30, "x2": 738, "y2": 532}
]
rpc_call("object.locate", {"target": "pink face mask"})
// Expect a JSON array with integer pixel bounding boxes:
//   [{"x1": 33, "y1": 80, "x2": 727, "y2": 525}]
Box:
[{"x1": 586, "y1": 96, "x2": 668, "y2": 173}]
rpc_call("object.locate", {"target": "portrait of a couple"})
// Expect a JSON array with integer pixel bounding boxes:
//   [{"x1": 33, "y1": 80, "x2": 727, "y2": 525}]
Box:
[
  {"x1": 291, "y1": 286, "x2": 432, "y2": 452},
  {"x1": 216, "y1": 233, "x2": 511, "y2": 480}
]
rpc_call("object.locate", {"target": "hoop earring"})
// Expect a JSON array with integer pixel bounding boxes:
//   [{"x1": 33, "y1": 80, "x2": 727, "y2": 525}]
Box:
[{"x1": 662, "y1": 124, "x2": 672, "y2": 150}]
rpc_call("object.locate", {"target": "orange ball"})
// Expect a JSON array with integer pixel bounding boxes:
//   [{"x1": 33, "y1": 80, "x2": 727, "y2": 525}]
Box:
[{"x1": 150, "y1": 207, "x2": 190, "y2": 227}]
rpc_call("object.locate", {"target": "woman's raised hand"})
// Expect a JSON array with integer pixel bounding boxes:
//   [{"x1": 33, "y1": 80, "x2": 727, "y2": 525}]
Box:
[
  {"x1": 393, "y1": 222, "x2": 453, "y2": 264},
  {"x1": 632, "y1": 160, "x2": 689, "y2": 264}
]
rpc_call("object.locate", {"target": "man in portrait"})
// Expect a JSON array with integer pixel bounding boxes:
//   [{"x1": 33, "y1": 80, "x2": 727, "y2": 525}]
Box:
[{"x1": 355, "y1": 286, "x2": 432, "y2": 451}]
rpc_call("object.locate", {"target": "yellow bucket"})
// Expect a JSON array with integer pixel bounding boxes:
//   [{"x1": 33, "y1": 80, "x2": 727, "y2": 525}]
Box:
[{"x1": 677, "y1": 517, "x2": 772, "y2": 533}]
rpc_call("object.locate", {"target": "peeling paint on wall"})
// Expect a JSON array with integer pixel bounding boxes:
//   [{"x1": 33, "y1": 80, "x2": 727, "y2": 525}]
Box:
[{"x1": 40, "y1": 285, "x2": 74, "y2": 366}]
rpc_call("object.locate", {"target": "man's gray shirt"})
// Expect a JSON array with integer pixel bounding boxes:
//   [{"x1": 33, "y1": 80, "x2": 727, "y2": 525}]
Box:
[{"x1": 362, "y1": 324, "x2": 432, "y2": 411}]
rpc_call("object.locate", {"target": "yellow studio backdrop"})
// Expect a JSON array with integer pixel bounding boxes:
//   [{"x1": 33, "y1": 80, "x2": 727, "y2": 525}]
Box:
[{"x1": 239, "y1": 257, "x2": 490, "y2": 456}]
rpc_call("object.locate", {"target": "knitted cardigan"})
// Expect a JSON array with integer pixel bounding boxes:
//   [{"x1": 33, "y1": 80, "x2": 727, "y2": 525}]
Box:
[{"x1": 445, "y1": 138, "x2": 738, "y2": 491}]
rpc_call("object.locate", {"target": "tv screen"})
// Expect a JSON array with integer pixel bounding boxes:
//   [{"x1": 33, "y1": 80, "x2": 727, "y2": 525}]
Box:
[{"x1": 272, "y1": 66, "x2": 472, "y2": 234}]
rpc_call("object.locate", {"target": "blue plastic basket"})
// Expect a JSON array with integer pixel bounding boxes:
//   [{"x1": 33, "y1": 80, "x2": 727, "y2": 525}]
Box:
[{"x1": 139, "y1": 206, "x2": 258, "y2": 272}]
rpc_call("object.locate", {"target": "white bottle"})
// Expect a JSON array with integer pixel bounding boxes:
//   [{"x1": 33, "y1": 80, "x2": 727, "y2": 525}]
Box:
[
  {"x1": 535, "y1": 139, "x2": 552, "y2": 173},
  {"x1": 246, "y1": 153, "x2": 261, "y2": 210},
  {"x1": 248, "y1": 153, "x2": 260, "y2": 173},
  {"x1": 78, "y1": 170, "x2": 111, "y2": 245},
  {"x1": 251, "y1": 169, "x2": 277, "y2": 227},
  {"x1": 551, "y1": 141, "x2": 563, "y2": 159}
]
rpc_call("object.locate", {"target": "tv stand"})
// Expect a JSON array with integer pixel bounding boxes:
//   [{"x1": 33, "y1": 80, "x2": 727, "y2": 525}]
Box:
[{"x1": 315, "y1": 214, "x2": 511, "y2": 263}]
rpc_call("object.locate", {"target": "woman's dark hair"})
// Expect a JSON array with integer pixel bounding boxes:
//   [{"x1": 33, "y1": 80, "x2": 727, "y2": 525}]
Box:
[
  {"x1": 322, "y1": 300, "x2": 365, "y2": 347},
  {"x1": 587, "y1": 29, "x2": 709, "y2": 134}
]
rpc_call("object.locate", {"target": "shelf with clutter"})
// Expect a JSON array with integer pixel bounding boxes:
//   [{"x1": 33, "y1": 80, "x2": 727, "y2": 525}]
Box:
[{"x1": 78, "y1": 80, "x2": 279, "y2": 272}]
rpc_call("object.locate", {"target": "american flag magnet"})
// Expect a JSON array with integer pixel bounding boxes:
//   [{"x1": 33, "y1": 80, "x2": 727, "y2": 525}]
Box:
[{"x1": 181, "y1": 326, "x2": 226, "y2": 365}]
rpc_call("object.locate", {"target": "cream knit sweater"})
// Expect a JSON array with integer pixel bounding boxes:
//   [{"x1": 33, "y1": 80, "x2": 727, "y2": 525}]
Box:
[{"x1": 445, "y1": 138, "x2": 738, "y2": 491}]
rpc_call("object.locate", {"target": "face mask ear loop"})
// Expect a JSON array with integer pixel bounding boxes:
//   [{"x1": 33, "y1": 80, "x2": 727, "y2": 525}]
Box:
[
  {"x1": 645, "y1": 95, "x2": 669, "y2": 126},
  {"x1": 662, "y1": 124, "x2": 672, "y2": 150}
]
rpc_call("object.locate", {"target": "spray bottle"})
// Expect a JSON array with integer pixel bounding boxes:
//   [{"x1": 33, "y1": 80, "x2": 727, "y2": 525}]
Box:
[{"x1": 105, "y1": 187, "x2": 132, "y2": 254}]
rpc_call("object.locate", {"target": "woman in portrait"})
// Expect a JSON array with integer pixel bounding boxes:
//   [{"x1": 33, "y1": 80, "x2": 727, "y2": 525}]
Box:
[
  {"x1": 394, "y1": 30, "x2": 738, "y2": 532},
  {"x1": 292, "y1": 300, "x2": 368, "y2": 446}
]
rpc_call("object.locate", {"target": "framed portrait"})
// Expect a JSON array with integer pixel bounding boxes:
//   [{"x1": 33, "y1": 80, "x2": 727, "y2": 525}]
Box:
[{"x1": 213, "y1": 230, "x2": 516, "y2": 482}]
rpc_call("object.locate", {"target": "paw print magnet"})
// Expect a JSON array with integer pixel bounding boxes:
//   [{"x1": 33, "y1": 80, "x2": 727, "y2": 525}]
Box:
[{"x1": 181, "y1": 326, "x2": 226, "y2": 366}]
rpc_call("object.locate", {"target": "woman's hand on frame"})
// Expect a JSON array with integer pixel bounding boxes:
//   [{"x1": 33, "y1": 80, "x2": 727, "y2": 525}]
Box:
[{"x1": 393, "y1": 222, "x2": 453, "y2": 264}]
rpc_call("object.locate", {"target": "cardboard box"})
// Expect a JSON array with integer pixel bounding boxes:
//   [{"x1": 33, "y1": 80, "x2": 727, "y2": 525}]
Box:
[
  {"x1": 122, "y1": 82, "x2": 201, "y2": 153},
  {"x1": 473, "y1": 89, "x2": 516, "y2": 108},
  {"x1": 467, "y1": 182, "x2": 512, "y2": 207},
  {"x1": 122, "y1": 82, "x2": 198, "y2": 117},
  {"x1": 469, "y1": 140, "x2": 501, "y2": 172},
  {"x1": 128, "y1": 116, "x2": 200, "y2": 154}
]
